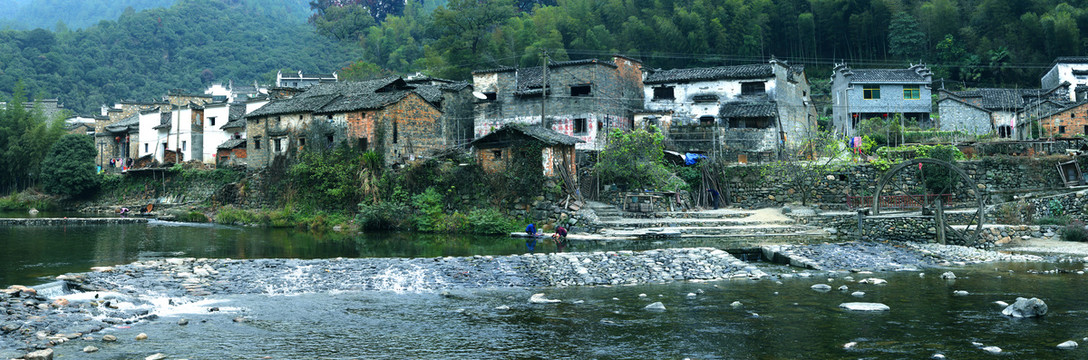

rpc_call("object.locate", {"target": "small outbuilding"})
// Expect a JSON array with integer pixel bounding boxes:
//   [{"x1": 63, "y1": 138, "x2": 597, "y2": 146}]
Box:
[
  {"x1": 216, "y1": 138, "x2": 247, "y2": 167},
  {"x1": 471, "y1": 123, "x2": 582, "y2": 180}
]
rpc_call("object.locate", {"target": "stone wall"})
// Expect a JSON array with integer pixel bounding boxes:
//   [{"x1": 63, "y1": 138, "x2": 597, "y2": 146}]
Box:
[{"x1": 724, "y1": 156, "x2": 1083, "y2": 209}]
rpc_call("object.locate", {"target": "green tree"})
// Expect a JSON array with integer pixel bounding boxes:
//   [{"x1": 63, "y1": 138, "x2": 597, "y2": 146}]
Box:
[
  {"x1": 595, "y1": 127, "x2": 675, "y2": 191},
  {"x1": 888, "y1": 12, "x2": 925, "y2": 60},
  {"x1": 40, "y1": 134, "x2": 98, "y2": 197},
  {"x1": 312, "y1": 4, "x2": 376, "y2": 42}
]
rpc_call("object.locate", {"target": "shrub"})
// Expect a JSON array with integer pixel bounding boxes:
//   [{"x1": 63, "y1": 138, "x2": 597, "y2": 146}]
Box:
[
  {"x1": 1062, "y1": 220, "x2": 1088, "y2": 242},
  {"x1": 596, "y1": 127, "x2": 673, "y2": 191},
  {"x1": 183, "y1": 211, "x2": 209, "y2": 223},
  {"x1": 356, "y1": 201, "x2": 410, "y2": 230},
  {"x1": 468, "y1": 208, "x2": 517, "y2": 235},
  {"x1": 215, "y1": 205, "x2": 259, "y2": 225},
  {"x1": 1036, "y1": 216, "x2": 1072, "y2": 226},
  {"x1": 410, "y1": 187, "x2": 445, "y2": 232}
]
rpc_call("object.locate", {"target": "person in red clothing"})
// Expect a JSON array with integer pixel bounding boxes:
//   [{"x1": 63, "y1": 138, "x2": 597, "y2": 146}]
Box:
[{"x1": 553, "y1": 226, "x2": 568, "y2": 252}]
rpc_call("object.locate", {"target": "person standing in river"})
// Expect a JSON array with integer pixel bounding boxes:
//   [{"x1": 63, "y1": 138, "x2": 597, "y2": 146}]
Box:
[{"x1": 525, "y1": 223, "x2": 538, "y2": 253}]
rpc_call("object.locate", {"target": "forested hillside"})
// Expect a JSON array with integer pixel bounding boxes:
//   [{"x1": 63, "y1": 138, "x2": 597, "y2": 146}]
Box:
[
  {"x1": 314, "y1": 0, "x2": 1088, "y2": 90},
  {"x1": 0, "y1": 0, "x2": 354, "y2": 114},
  {"x1": 0, "y1": 0, "x2": 177, "y2": 30}
]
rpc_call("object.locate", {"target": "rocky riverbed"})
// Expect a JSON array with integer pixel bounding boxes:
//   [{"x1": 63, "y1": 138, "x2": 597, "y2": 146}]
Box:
[{"x1": 0, "y1": 242, "x2": 1068, "y2": 356}]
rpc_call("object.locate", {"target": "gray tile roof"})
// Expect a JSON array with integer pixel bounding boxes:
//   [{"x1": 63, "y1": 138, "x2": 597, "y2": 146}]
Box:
[
  {"x1": 246, "y1": 77, "x2": 446, "y2": 118},
  {"x1": 473, "y1": 58, "x2": 617, "y2": 75},
  {"x1": 719, "y1": 101, "x2": 777, "y2": 118},
  {"x1": 104, "y1": 114, "x2": 139, "y2": 133},
  {"x1": 471, "y1": 123, "x2": 583, "y2": 147},
  {"x1": 220, "y1": 118, "x2": 246, "y2": 130},
  {"x1": 644, "y1": 64, "x2": 774, "y2": 84},
  {"x1": 950, "y1": 88, "x2": 1045, "y2": 110},
  {"x1": 844, "y1": 69, "x2": 929, "y2": 83},
  {"x1": 217, "y1": 138, "x2": 246, "y2": 149}
]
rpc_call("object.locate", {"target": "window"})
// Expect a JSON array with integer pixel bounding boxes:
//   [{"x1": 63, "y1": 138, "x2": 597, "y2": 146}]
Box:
[
  {"x1": 741, "y1": 82, "x2": 765, "y2": 95},
  {"x1": 254, "y1": 139, "x2": 261, "y2": 149},
  {"x1": 570, "y1": 85, "x2": 592, "y2": 97},
  {"x1": 209, "y1": 117, "x2": 216, "y2": 126},
  {"x1": 903, "y1": 86, "x2": 920, "y2": 100},
  {"x1": 863, "y1": 86, "x2": 881, "y2": 100},
  {"x1": 182, "y1": 141, "x2": 187, "y2": 151},
  {"x1": 652, "y1": 86, "x2": 675, "y2": 100},
  {"x1": 273, "y1": 138, "x2": 282, "y2": 152},
  {"x1": 254, "y1": 118, "x2": 260, "y2": 125},
  {"x1": 1083, "y1": 125, "x2": 1087, "y2": 134},
  {"x1": 326, "y1": 135, "x2": 333, "y2": 145},
  {"x1": 392, "y1": 119, "x2": 398, "y2": 143},
  {"x1": 574, "y1": 118, "x2": 588, "y2": 134},
  {"x1": 482, "y1": 92, "x2": 497, "y2": 101},
  {"x1": 299, "y1": 138, "x2": 306, "y2": 149},
  {"x1": 1072, "y1": 113, "x2": 1076, "y2": 118},
  {"x1": 144, "y1": 143, "x2": 148, "y2": 152},
  {"x1": 358, "y1": 138, "x2": 368, "y2": 151},
  {"x1": 491, "y1": 149, "x2": 502, "y2": 160},
  {"x1": 1060, "y1": 126, "x2": 1066, "y2": 134},
  {"x1": 699, "y1": 116, "x2": 716, "y2": 125}
]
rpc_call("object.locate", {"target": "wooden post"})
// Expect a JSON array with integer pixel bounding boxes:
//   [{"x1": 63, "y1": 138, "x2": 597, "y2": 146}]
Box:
[{"x1": 936, "y1": 198, "x2": 946, "y2": 245}]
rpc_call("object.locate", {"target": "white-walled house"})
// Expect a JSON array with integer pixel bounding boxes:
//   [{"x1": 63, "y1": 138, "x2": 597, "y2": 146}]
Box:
[
  {"x1": 1041, "y1": 57, "x2": 1088, "y2": 102},
  {"x1": 201, "y1": 102, "x2": 231, "y2": 165},
  {"x1": 136, "y1": 104, "x2": 204, "y2": 163}
]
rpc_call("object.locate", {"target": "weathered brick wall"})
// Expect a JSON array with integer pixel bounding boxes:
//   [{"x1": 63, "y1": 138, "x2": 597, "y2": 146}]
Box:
[
  {"x1": 376, "y1": 93, "x2": 444, "y2": 163},
  {"x1": 245, "y1": 116, "x2": 268, "y2": 169},
  {"x1": 1039, "y1": 102, "x2": 1088, "y2": 136}
]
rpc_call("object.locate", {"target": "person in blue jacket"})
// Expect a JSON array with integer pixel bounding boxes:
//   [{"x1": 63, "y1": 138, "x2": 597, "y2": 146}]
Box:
[{"x1": 525, "y1": 223, "x2": 538, "y2": 253}]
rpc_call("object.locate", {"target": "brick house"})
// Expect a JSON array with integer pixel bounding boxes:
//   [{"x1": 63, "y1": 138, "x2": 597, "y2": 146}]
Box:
[
  {"x1": 831, "y1": 63, "x2": 933, "y2": 136},
  {"x1": 472, "y1": 56, "x2": 644, "y2": 151},
  {"x1": 1035, "y1": 101, "x2": 1088, "y2": 137},
  {"x1": 470, "y1": 123, "x2": 582, "y2": 179},
  {"x1": 641, "y1": 59, "x2": 817, "y2": 160},
  {"x1": 216, "y1": 138, "x2": 247, "y2": 167},
  {"x1": 244, "y1": 77, "x2": 473, "y2": 168}
]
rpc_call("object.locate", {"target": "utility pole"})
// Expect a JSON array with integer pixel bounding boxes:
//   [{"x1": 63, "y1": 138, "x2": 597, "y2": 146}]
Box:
[{"x1": 541, "y1": 49, "x2": 548, "y2": 129}]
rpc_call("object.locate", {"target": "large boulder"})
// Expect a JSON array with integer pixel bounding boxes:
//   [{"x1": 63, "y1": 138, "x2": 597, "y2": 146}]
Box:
[
  {"x1": 1001, "y1": 297, "x2": 1048, "y2": 318},
  {"x1": 25, "y1": 348, "x2": 53, "y2": 360}
]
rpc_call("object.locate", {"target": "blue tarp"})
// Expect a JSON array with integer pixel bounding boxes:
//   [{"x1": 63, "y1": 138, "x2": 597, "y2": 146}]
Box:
[{"x1": 684, "y1": 153, "x2": 706, "y2": 166}]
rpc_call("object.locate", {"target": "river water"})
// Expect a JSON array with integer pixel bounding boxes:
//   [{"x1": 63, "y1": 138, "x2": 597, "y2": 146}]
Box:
[{"x1": 5, "y1": 222, "x2": 1088, "y2": 359}]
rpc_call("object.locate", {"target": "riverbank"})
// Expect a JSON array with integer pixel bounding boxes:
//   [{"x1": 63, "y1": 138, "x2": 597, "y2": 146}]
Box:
[{"x1": 0, "y1": 241, "x2": 1064, "y2": 356}]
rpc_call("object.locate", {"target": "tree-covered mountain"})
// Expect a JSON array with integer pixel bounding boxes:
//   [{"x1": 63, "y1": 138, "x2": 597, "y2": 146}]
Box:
[
  {"x1": 313, "y1": 0, "x2": 1088, "y2": 91},
  {"x1": 0, "y1": 0, "x2": 355, "y2": 114}
]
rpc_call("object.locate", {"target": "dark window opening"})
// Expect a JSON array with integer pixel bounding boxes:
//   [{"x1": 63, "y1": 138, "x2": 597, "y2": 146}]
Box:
[
  {"x1": 653, "y1": 86, "x2": 675, "y2": 100},
  {"x1": 728, "y1": 117, "x2": 773, "y2": 129},
  {"x1": 1083, "y1": 125, "x2": 1088, "y2": 134},
  {"x1": 392, "y1": 119, "x2": 398, "y2": 143},
  {"x1": 254, "y1": 118, "x2": 260, "y2": 125},
  {"x1": 326, "y1": 135, "x2": 334, "y2": 144},
  {"x1": 997, "y1": 126, "x2": 1012, "y2": 138},
  {"x1": 574, "y1": 118, "x2": 587, "y2": 134},
  {"x1": 570, "y1": 85, "x2": 591, "y2": 97},
  {"x1": 741, "y1": 82, "x2": 765, "y2": 95},
  {"x1": 693, "y1": 95, "x2": 718, "y2": 103},
  {"x1": 274, "y1": 138, "x2": 282, "y2": 152},
  {"x1": 254, "y1": 139, "x2": 261, "y2": 150},
  {"x1": 299, "y1": 138, "x2": 306, "y2": 148},
  {"x1": 1071, "y1": 113, "x2": 1076, "y2": 118},
  {"x1": 699, "y1": 116, "x2": 716, "y2": 125},
  {"x1": 209, "y1": 117, "x2": 216, "y2": 126},
  {"x1": 1059, "y1": 125, "x2": 1066, "y2": 134},
  {"x1": 483, "y1": 92, "x2": 497, "y2": 101},
  {"x1": 491, "y1": 149, "x2": 502, "y2": 160},
  {"x1": 219, "y1": 156, "x2": 228, "y2": 162},
  {"x1": 327, "y1": 115, "x2": 333, "y2": 120},
  {"x1": 358, "y1": 138, "x2": 368, "y2": 151}
]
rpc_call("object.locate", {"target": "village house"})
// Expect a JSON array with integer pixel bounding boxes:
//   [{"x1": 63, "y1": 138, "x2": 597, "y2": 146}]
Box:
[
  {"x1": 1033, "y1": 100, "x2": 1088, "y2": 137},
  {"x1": 276, "y1": 70, "x2": 338, "y2": 88},
  {"x1": 244, "y1": 77, "x2": 473, "y2": 169},
  {"x1": 641, "y1": 59, "x2": 817, "y2": 161},
  {"x1": 1041, "y1": 57, "x2": 1088, "y2": 102},
  {"x1": 471, "y1": 122, "x2": 581, "y2": 177},
  {"x1": 95, "y1": 101, "x2": 164, "y2": 172},
  {"x1": 471, "y1": 55, "x2": 644, "y2": 151},
  {"x1": 831, "y1": 63, "x2": 933, "y2": 136},
  {"x1": 938, "y1": 87, "x2": 1067, "y2": 139}
]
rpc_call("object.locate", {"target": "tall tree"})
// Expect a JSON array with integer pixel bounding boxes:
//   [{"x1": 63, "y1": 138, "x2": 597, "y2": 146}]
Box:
[{"x1": 888, "y1": 12, "x2": 925, "y2": 61}]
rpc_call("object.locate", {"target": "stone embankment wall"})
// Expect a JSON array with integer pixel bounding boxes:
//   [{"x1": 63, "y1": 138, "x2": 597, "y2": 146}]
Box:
[
  {"x1": 724, "y1": 156, "x2": 1084, "y2": 210},
  {"x1": 989, "y1": 189, "x2": 1088, "y2": 224},
  {"x1": 794, "y1": 212, "x2": 1058, "y2": 248}
]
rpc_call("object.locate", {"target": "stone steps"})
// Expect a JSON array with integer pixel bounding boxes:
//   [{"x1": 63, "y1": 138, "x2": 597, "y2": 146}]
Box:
[{"x1": 598, "y1": 218, "x2": 796, "y2": 229}]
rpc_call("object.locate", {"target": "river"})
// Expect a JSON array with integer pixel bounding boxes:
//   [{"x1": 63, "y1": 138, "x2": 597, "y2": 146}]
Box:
[{"x1": 4, "y1": 221, "x2": 1088, "y2": 359}]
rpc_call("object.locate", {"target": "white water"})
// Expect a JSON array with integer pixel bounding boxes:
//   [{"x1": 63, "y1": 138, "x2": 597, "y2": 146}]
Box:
[{"x1": 372, "y1": 264, "x2": 446, "y2": 294}]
